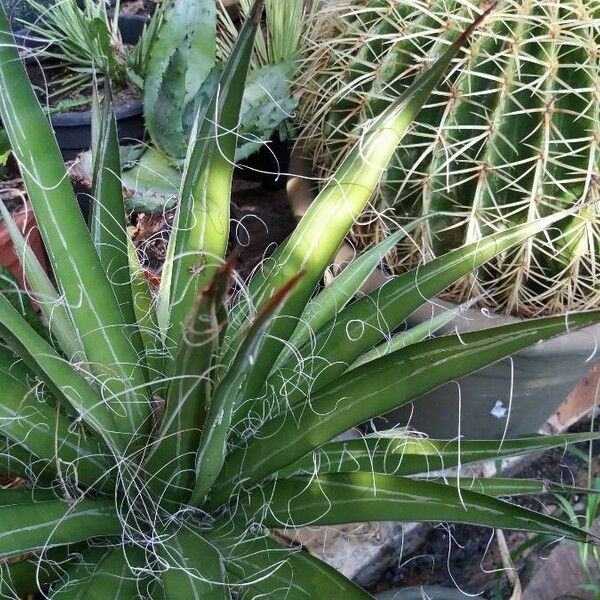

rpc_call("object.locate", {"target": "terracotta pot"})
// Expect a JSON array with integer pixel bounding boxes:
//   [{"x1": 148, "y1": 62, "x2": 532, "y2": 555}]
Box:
[{"x1": 0, "y1": 203, "x2": 47, "y2": 288}]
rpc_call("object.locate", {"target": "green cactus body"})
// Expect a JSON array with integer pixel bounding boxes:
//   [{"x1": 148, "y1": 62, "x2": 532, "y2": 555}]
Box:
[{"x1": 300, "y1": 0, "x2": 600, "y2": 316}]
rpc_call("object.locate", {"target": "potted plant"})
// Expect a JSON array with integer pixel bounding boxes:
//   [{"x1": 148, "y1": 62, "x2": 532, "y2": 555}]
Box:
[
  {"x1": 15, "y1": 0, "x2": 154, "y2": 158},
  {"x1": 2, "y1": 2, "x2": 600, "y2": 597},
  {"x1": 297, "y1": 0, "x2": 600, "y2": 438}
]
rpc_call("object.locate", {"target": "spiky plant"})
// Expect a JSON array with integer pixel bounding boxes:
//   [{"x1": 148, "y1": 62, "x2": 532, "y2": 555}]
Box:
[
  {"x1": 0, "y1": 2, "x2": 600, "y2": 597},
  {"x1": 299, "y1": 0, "x2": 600, "y2": 317}
]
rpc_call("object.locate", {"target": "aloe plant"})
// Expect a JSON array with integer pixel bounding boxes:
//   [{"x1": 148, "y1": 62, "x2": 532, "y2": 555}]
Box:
[
  {"x1": 299, "y1": 0, "x2": 600, "y2": 317},
  {"x1": 0, "y1": 2, "x2": 599, "y2": 597}
]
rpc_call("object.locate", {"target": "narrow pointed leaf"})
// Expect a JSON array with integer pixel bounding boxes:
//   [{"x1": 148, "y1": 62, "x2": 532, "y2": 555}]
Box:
[
  {"x1": 207, "y1": 519, "x2": 371, "y2": 600},
  {"x1": 161, "y1": 0, "x2": 264, "y2": 354},
  {"x1": 226, "y1": 8, "x2": 493, "y2": 401},
  {"x1": 0, "y1": 10, "x2": 150, "y2": 448},
  {"x1": 191, "y1": 275, "x2": 300, "y2": 506},
  {"x1": 90, "y1": 82, "x2": 141, "y2": 349},
  {"x1": 281, "y1": 219, "x2": 426, "y2": 366},
  {"x1": 146, "y1": 259, "x2": 232, "y2": 502},
  {"x1": 0, "y1": 200, "x2": 83, "y2": 361},
  {"x1": 259, "y1": 212, "x2": 592, "y2": 420},
  {"x1": 0, "y1": 295, "x2": 121, "y2": 452},
  {"x1": 212, "y1": 310, "x2": 600, "y2": 505},
  {"x1": 0, "y1": 498, "x2": 120, "y2": 560},
  {"x1": 157, "y1": 527, "x2": 230, "y2": 600},
  {"x1": 447, "y1": 477, "x2": 600, "y2": 498},
  {"x1": 0, "y1": 347, "x2": 113, "y2": 488},
  {"x1": 127, "y1": 235, "x2": 163, "y2": 379},
  {"x1": 351, "y1": 299, "x2": 475, "y2": 368},
  {"x1": 242, "y1": 473, "x2": 590, "y2": 541},
  {"x1": 276, "y1": 432, "x2": 600, "y2": 479},
  {"x1": 52, "y1": 545, "x2": 147, "y2": 599}
]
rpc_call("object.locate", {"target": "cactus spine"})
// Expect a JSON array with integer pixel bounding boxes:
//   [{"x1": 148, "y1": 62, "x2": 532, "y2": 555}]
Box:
[{"x1": 299, "y1": 0, "x2": 600, "y2": 316}]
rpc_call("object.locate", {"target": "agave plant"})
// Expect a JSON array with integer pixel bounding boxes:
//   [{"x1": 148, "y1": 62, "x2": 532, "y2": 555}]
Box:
[
  {"x1": 298, "y1": 0, "x2": 600, "y2": 317},
  {"x1": 0, "y1": 2, "x2": 599, "y2": 598}
]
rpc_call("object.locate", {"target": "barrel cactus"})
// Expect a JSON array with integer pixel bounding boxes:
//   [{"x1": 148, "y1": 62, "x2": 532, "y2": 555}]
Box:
[{"x1": 298, "y1": 0, "x2": 600, "y2": 317}]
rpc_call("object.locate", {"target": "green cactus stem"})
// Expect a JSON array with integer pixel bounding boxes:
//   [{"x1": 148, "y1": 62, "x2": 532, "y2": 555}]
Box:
[{"x1": 299, "y1": 0, "x2": 600, "y2": 317}]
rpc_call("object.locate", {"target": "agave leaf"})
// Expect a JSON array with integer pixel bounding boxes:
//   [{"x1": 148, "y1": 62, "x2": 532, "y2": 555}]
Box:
[
  {"x1": 0, "y1": 349, "x2": 111, "y2": 489},
  {"x1": 0, "y1": 294, "x2": 121, "y2": 452},
  {"x1": 0, "y1": 11, "x2": 150, "y2": 449},
  {"x1": 242, "y1": 473, "x2": 590, "y2": 541},
  {"x1": 0, "y1": 546, "x2": 77, "y2": 598},
  {"x1": 160, "y1": 0, "x2": 264, "y2": 356},
  {"x1": 0, "y1": 437, "x2": 39, "y2": 482},
  {"x1": 190, "y1": 275, "x2": 301, "y2": 507},
  {"x1": 0, "y1": 201, "x2": 83, "y2": 361},
  {"x1": 52, "y1": 546, "x2": 147, "y2": 599},
  {"x1": 280, "y1": 218, "x2": 427, "y2": 366},
  {"x1": 206, "y1": 519, "x2": 371, "y2": 599},
  {"x1": 0, "y1": 497, "x2": 120, "y2": 560},
  {"x1": 146, "y1": 258, "x2": 233, "y2": 502},
  {"x1": 258, "y1": 212, "x2": 593, "y2": 420},
  {"x1": 212, "y1": 309, "x2": 600, "y2": 505},
  {"x1": 90, "y1": 80, "x2": 140, "y2": 347},
  {"x1": 350, "y1": 299, "x2": 474, "y2": 368},
  {"x1": 226, "y1": 7, "x2": 494, "y2": 401},
  {"x1": 126, "y1": 235, "x2": 163, "y2": 379},
  {"x1": 157, "y1": 527, "x2": 230, "y2": 599},
  {"x1": 276, "y1": 432, "x2": 600, "y2": 479},
  {"x1": 447, "y1": 477, "x2": 600, "y2": 497}
]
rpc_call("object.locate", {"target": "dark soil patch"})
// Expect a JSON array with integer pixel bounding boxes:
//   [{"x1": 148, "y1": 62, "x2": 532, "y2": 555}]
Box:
[
  {"x1": 369, "y1": 417, "x2": 600, "y2": 599},
  {"x1": 131, "y1": 178, "x2": 296, "y2": 282}
]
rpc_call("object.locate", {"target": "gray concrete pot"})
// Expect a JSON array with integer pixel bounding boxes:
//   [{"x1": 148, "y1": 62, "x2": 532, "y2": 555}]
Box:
[{"x1": 376, "y1": 299, "x2": 600, "y2": 439}]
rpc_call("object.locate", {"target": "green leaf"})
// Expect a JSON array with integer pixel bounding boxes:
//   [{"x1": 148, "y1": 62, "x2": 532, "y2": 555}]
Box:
[
  {"x1": 242, "y1": 473, "x2": 591, "y2": 542},
  {"x1": 350, "y1": 300, "x2": 474, "y2": 368},
  {"x1": 90, "y1": 81, "x2": 141, "y2": 352},
  {"x1": 212, "y1": 309, "x2": 600, "y2": 505},
  {"x1": 0, "y1": 200, "x2": 83, "y2": 360},
  {"x1": 0, "y1": 497, "x2": 120, "y2": 560},
  {"x1": 226, "y1": 8, "x2": 492, "y2": 403},
  {"x1": 0, "y1": 294, "x2": 121, "y2": 453},
  {"x1": 0, "y1": 345, "x2": 112, "y2": 488},
  {"x1": 0, "y1": 545, "x2": 76, "y2": 598},
  {"x1": 52, "y1": 545, "x2": 147, "y2": 599},
  {"x1": 0, "y1": 437, "x2": 39, "y2": 482},
  {"x1": 157, "y1": 526, "x2": 230, "y2": 600},
  {"x1": 191, "y1": 275, "x2": 300, "y2": 507},
  {"x1": 0, "y1": 8, "x2": 150, "y2": 451},
  {"x1": 448, "y1": 477, "x2": 600, "y2": 498},
  {"x1": 146, "y1": 259, "x2": 233, "y2": 503},
  {"x1": 261, "y1": 212, "x2": 594, "y2": 419},
  {"x1": 207, "y1": 519, "x2": 372, "y2": 599},
  {"x1": 276, "y1": 432, "x2": 600, "y2": 479},
  {"x1": 280, "y1": 219, "x2": 426, "y2": 366},
  {"x1": 161, "y1": 0, "x2": 264, "y2": 355}
]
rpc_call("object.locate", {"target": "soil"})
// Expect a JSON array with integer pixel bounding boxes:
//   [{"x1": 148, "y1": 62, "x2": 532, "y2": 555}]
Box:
[
  {"x1": 368, "y1": 416, "x2": 600, "y2": 599},
  {"x1": 0, "y1": 177, "x2": 28, "y2": 216},
  {"x1": 131, "y1": 176, "x2": 297, "y2": 282},
  {"x1": 25, "y1": 59, "x2": 141, "y2": 114}
]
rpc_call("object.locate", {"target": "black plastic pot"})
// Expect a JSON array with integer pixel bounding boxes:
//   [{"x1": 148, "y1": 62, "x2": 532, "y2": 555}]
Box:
[{"x1": 17, "y1": 14, "x2": 147, "y2": 160}]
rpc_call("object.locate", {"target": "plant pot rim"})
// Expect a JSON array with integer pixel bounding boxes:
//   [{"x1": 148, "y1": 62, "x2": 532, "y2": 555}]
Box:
[
  {"x1": 49, "y1": 99, "x2": 143, "y2": 126},
  {"x1": 14, "y1": 13, "x2": 145, "y2": 125},
  {"x1": 408, "y1": 297, "x2": 600, "y2": 357}
]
